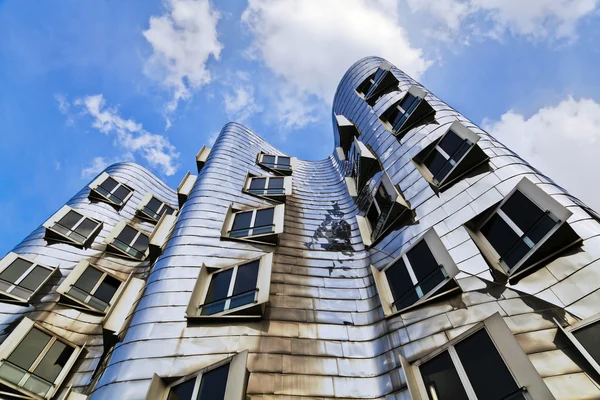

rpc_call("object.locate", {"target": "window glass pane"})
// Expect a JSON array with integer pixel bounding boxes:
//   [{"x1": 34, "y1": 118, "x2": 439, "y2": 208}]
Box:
[
  {"x1": 385, "y1": 258, "x2": 418, "y2": 309},
  {"x1": 437, "y1": 130, "x2": 464, "y2": 157},
  {"x1": 230, "y1": 261, "x2": 260, "y2": 310},
  {"x1": 0, "y1": 258, "x2": 32, "y2": 286},
  {"x1": 99, "y1": 177, "x2": 118, "y2": 193},
  {"x1": 502, "y1": 240, "x2": 533, "y2": 269},
  {"x1": 399, "y1": 93, "x2": 418, "y2": 112},
  {"x1": 132, "y1": 233, "x2": 149, "y2": 253},
  {"x1": 232, "y1": 212, "x2": 252, "y2": 232},
  {"x1": 527, "y1": 213, "x2": 557, "y2": 244},
  {"x1": 420, "y1": 350, "x2": 469, "y2": 400},
  {"x1": 501, "y1": 190, "x2": 546, "y2": 234},
  {"x1": 366, "y1": 203, "x2": 380, "y2": 230},
  {"x1": 74, "y1": 267, "x2": 103, "y2": 294},
  {"x1": 167, "y1": 377, "x2": 196, "y2": 400},
  {"x1": 268, "y1": 178, "x2": 284, "y2": 190},
  {"x1": 573, "y1": 321, "x2": 600, "y2": 366},
  {"x1": 161, "y1": 204, "x2": 175, "y2": 216},
  {"x1": 94, "y1": 275, "x2": 121, "y2": 303},
  {"x1": 249, "y1": 178, "x2": 267, "y2": 191},
  {"x1": 19, "y1": 266, "x2": 51, "y2": 292},
  {"x1": 262, "y1": 155, "x2": 276, "y2": 165},
  {"x1": 58, "y1": 210, "x2": 83, "y2": 229},
  {"x1": 73, "y1": 218, "x2": 98, "y2": 239},
  {"x1": 112, "y1": 185, "x2": 131, "y2": 203},
  {"x1": 197, "y1": 363, "x2": 230, "y2": 400},
  {"x1": 374, "y1": 182, "x2": 394, "y2": 215},
  {"x1": 33, "y1": 339, "x2": 74, "y2": 382},
  {"x1": 7, "y1": 328, "x2": 52, "y2": 371},
  {"x1": 146, "y1": 197, "x2": 163, "y2": 213},
  {"x1": 254, "y1": 208, "x2": 274, "y2": 228},
  {"x1": 117, "y1": 225, "x2": 138, "y2": 245},
  {"x1": 455, "y1": 329, "x2": 520, "y2": 400},
  {"x1": 202, "y1": 269, "x2": 233, "y2": 315},
  {"x1": 423, "y1": 150, "x2": 447, "y2": 177},
  {"x1": 406, "y1": 240, "x2": 439, "y2": 282},
  {"x1": 277, "y1": 157, "x2": 291, "y2": 166},
  {"x1": 480, "y1": 213, "x2": 521, "y2": 259}
]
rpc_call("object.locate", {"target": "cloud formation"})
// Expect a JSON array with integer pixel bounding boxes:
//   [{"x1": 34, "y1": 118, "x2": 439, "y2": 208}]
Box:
[
  {"x1": 483, "y1": 96, "x2": 600, "y2": 211},
  {"x1": 222, "y1": 72, "x2": 263, "y2": 123},
  {"x1": 66, "y1": 94, "x2": 179, "y2": 176},
  {"x1": 143, "y1": 0, "x2": 222, "y2": 121}
]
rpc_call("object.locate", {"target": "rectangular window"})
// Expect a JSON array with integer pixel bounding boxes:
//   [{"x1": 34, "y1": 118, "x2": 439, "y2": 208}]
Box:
[
  {"x1": 423, "y1": 130, "x2": 471, "y2": 184},
  {"x1": 106, "y1": 222, "x2": 150, "y2": 260},
  {"x1": 137, "y1": 193, "x2": 176, "y2": 222},
  {"x1": 43, "y1": 206, "x2": 102, "y2": 247},
  {"x1": 229, "y1": 208, "x2": 275, "y2": 238},
  {"x1": 88, "y1": 172, "x2": 134, "y2": 207},
  {"x1": 0, "y1": 253, "x2": 56, "y2": 303},
  {"x1": 63, "y1": 264, "x2": 122, "y2": 313},
  {"x1": 200, "y1": 260, "x2": 260, "y2": 316},
  {"x1": 356, "y1": 72, "x2": 375, "y2": 96},
  {"x1": 380, "y1": 86, "x2": 435, "y2": 137},
  {"x1": 247, "y1": 176, "x2": 285, "y2": 196},
  {"x1": 554, "y1": 316, "x2": 600, "y2": 376},
  {"x1": 258, "y1": 153, "x2": 294, "y2": 175},
  {"x1": 0, "y1": 318, "x2": 81, "y2": 399}
]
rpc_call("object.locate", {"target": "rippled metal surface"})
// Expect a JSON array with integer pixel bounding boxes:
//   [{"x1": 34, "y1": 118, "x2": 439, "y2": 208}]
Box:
[{"x1": 3, "y1": 57, "x2": 600, "y2": 400}]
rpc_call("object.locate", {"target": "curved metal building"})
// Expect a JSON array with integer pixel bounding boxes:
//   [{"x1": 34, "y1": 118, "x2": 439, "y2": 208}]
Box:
[{"x1": 1, "y1": 57, "x2": 600, "y2": 400}]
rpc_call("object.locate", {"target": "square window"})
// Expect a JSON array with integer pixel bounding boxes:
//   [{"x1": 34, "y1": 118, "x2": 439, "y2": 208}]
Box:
[
  {"x1": 43, "y1": 206, "x2": 103, "y2": 247},
  {"x1": 0, "y1": 253, "x2": 56, "y2": 303},
  {"x1": 88, "y1": 172, "x2": 134, "y2": 208}
]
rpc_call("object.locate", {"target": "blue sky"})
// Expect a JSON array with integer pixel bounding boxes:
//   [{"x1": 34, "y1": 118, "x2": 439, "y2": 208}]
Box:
[{"x1": 1, "y1": 0, "x2": 599, "y2": 255}]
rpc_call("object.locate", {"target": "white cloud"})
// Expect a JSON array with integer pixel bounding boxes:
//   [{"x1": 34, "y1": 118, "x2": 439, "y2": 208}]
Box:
[
  {"x1": 81, "y1": 157, "x2": 109, "y2": 178},
  {"x1": 55, "y1": 93, "x2": 74, "y2": 125},
  {"x1": 222, "y1": 72, "x2": 262, "y2": 123},
  {"x1": 241, "y1": 0, "x2": 430, "y2": 128},
  {"x1": 143, "y1": 0, "x2": 222, "y2": 119},
  {"x1": 407, "y1": 0, "x2": 598, "y2": 41},
  {"x1": 207, "y1": 131, "x2": 219, "y2": 146},
  {"x1": 70, "y1": 94, "x2": 179, "y2": 176},
  {"x1": 483, "y1": 96, "x2": 600, "y2": 212}
]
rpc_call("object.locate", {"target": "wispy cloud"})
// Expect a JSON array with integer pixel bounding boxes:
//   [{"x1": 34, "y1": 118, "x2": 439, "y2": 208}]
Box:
[
  {"x1": 222, "y1": 71, "x2": 262, "y2": 123},
  {"x1": 59, "y1": 94, "x2": 180, "y2": 176},
  {"x1": 143, "y1": 0, "x2": 223, "y2": 126}
]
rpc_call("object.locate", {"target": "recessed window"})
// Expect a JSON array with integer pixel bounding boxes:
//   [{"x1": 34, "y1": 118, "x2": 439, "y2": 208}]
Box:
[
  {"x1": 57, "y1": 261, "x2": 123, "y2": 314},
  {"x1": 355, "y1": 61, "x2": 398, "y2": 106},
  {"x1": 380, "y1": 86, "x2": 436, "y2": 138},
  {"x1": 221, "y1": 205, "x2": 284, "y2": 245},
  {"x1": 348, "y1": 138, "x2": 381, "y2": 195},
  {"x1": 468, "y1": 177, "x2": 581, "y2": 277},
  {"x1": 88, "y1": 172, "x2": 134, "y2": 208},
  {"x1": 0, "y1": 253, "x2": 57, "y2": 303},
  {"x1": 243, "y1": 175, "x2": 292, "y2": 202},
  {"x1": 43, "y1": 205, "x2": 103, "y2": 247},
  {"x1": 371, "y1": 229, "x2": 459, "y2": 316},
  {"x1": 356, "y1": 173, "x2": 412, "y2": 247},
  {"x1": 0, "y1": 317, "x2": 82, "y2": 399},
  {"x1": 554, "y1": 315, "x2": 600, "y2": 376},
  {"x1": 145, "y1": 351, "x2": 248, "y2": 400},
  {"x1": 413, "y1": 122, "x2": 489, "y2": 190},
  {"x1": 257, "y1": 153, "x2": 295, "y2": 175},
  {"x1": 405, "y1": 313, "x2": 553, "y2": 400},
  {"x1": 186, "y1": 254, "x2": 272, "y2": 320},
  {"x1": 105, "y1": 221, "x2": 150, "y2": 260},
  {"x1": 137, "y1": 193, "x2": 176, "y2": 222},
  {"x1": 335, "y1": 114, "x2": 360, "y2": 160}
]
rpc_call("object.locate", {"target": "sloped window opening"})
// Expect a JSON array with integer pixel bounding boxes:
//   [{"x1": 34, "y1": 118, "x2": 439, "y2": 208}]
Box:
[
  {"x1": 138, "y1": 195, "x2": 175, "y2": 222},
  {"x1": 89, "y1": 173, "x2": 134, "y2": 207},
  {"x1": 0, "y1": 253, "x2": 55, "y2": 303}
]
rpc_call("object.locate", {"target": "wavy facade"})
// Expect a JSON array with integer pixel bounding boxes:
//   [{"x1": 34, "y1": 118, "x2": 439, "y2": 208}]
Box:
[{"x1": 1, "y1": 57, "x2": 600, "y2": 400}]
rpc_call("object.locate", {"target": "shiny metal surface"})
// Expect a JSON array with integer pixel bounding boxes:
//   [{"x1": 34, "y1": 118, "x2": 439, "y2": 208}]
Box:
[{"x1": 2, "y1": 57, "x2": 600, "y2": 399}]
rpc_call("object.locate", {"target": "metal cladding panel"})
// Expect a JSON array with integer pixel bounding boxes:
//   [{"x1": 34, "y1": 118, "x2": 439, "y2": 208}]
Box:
[{"x1": 3, "y1": 58, "x2": 600, "y2": 400}]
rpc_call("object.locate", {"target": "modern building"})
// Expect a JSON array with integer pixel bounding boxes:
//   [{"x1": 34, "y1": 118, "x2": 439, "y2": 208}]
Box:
[{"x1": 0, "y1": 57, "x2": 599, "y2": 400}]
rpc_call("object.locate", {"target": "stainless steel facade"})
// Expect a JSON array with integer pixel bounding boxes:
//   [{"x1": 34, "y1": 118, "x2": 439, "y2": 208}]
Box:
[{"x1": 2, "y1": 57, "x2": 600, "y2": 400}]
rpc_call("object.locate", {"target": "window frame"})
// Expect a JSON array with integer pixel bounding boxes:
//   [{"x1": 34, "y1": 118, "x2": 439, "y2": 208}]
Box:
[
  {"x1": 0, "y1": 317, "x2": 83, "y2": 400},
  {"x1": 257, "y1": 153, "x2": 296, "y2": 176},
  {"x1": 186, "y1": 253, "x2": 273, "y2": 320},
  {"x1": 413, "y1": 121, "x2": 488, "y2": 189},
  {"x1": 379, "y1": 85, "x2": 435, "y2": 137},
  {"x1": 469, "y1": 177, "x2": 576, "y2": 277},
  {"x1": 56, "y1": 260, "x2": 126, "y2": 315},
  {"x1": 177, "y1": 170, "x2": 198, "y2": 209},
  {"x1": 350, "y1": 137, "x2": 381, "y2": 194},
  {"x1": 43, "y1": 205, "x2": 103, "y2": 247},
  {"x1": 221, "y1": 204, "x2": 285, "y2": 246},
  {"x1": 0, "y1": 253, "x2": 57, "y2": 304},
  {"x1": 242, "y1": 173, "x2": 292, "y2": 203},
  {"x1": 88, "y1": 172, "x2": 134, "y2": 208},
  {"x1": 403, "y1": 312, "x2": 553, "y2": 400},
  {"x1": 136, "y1": 193, "x2": 177, "y2": 223},
  {"x1": 145, "y1": 350, "x2": 248, "y2": 400},
  {"x1": 196, "y1": 145, "x2": 211, "y2": 173},
  {"x1": 104, "y1": 221, "x2": 150, "y2": 261},
  {"x1": 335, "y1": 114, "x2": 361, "y2": 161},
  {"x1": 371, "y1": 229, "x2": 460, "y2": 317},
  {"x1": 553, "y1": 313, "x2": 600, "y2": 377}
]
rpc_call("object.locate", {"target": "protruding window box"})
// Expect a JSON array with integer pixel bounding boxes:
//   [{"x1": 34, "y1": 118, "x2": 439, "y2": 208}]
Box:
[
  {"x1": 0, "y1": 317, "x2": 84, "y2": 400},
  {"x1": 243, "y1": 174, "x2": 292, "y2": 203},
  {"x1": 356, "y1": 173, "x2": 412, "y2": 247},
  {"x1": 335, "y1": 114, "x2": 361, "y2": 160},
  {"x1": 221, "y1": 205, "x2": 285, "y2": 246},
  {"x1": 345, "y1": 177, "x2": 358, "y2": 198},
  {"x1": 43, "y1": 205, "x2": 103, "y2": 248},
  {"x1": 186, "y1": 254, "x2": 272, "y2": 321},
  {"x1": 145, "y1": 351, "x2": 248, "y2": 400},
  {"x1": 136, "y1": 193, "x2": 177, "y2": 223},
  {"x1": 102, "y1": 273, "x2": 144, "y2": 351},
  {"x1": 148, "y1": 213, "x2": 177, "y2": 259},
  {"x1": 104, "y1": 221, "x2": 150, "y2": 261},
  {"x1": 349, "y1": 138, "x2": 381, "y2": 194},
  {"x1": 58, "y1": 386, "x2": 88, "y2": 400},
  {"x1": 196, "y1": 145, "x2": 211, "y2": 173},
  {"x1": 467, "y1": 177, "x2": 582, "y2": 279},
  {"x1": 553, "y1": 314, "x2": 600, "y2": 377},
  {"x1": 380, "y1": 86, "x2": 436, "y2": 138},
  {"x1": 371, "y1": 229, "x2": 460, "y2": 316},
  {"x1": 177, "y1": 171, "x2": 197, "y2": 209},
  {"x1": 88, "y1": 172, "x2": 134, "y2": 208},
  {"x1": 257, "y1": 153, "x2": 296, "y2": 176},
  {"x1": 403, "y1": 313, "x2": 553, "y2": 400},
  {"x1": 413, "y1": 122, "x2": 490, "y2": 191},
  {"x1": 356, "y1": 61, "x2": 399, "y2": 106},
  {"x1": 0, "y1": 253, "x2": 57, "y2": 304}
]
